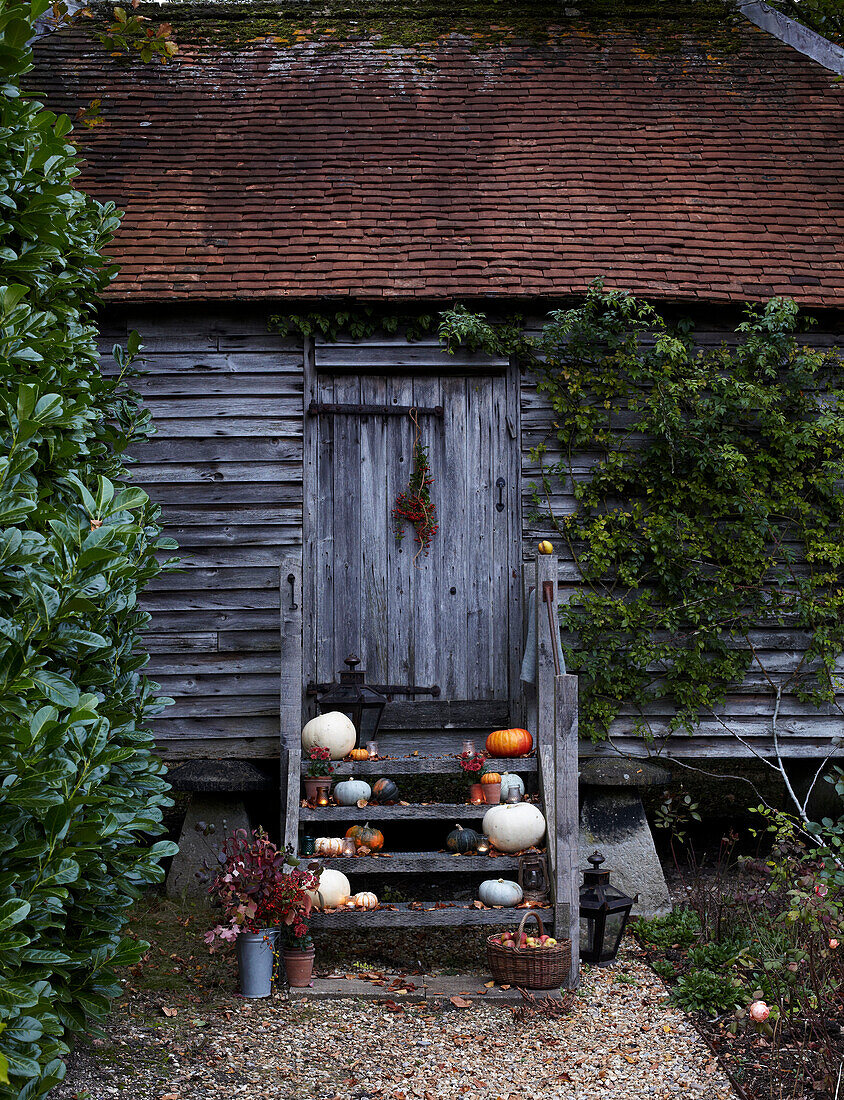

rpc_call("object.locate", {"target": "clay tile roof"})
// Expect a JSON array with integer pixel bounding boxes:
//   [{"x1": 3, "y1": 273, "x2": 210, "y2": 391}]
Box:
[{"x1": 28, "y1": 5, "x2": 844, "y2": 306}]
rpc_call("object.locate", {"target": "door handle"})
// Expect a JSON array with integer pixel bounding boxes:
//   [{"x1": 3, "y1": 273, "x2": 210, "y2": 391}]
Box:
[
  {"x1": 496, "y1": 477, "x2": 506, "y2": 513},
  {"x1": 287, "y1": 573, "x2": 298, "y2": 612}
]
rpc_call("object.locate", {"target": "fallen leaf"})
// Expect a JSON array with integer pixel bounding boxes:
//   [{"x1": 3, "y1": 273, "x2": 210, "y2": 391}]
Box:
[
  {"x1": 160, "y1": 1006, "x2": 178, "y2": 1017},
  {"x1": 484, "y1": 981, "x2": 495, "y2": 988},
  {"x1": 449, "y1": 996, "x2": 472, "y2": 1008},
  {"x1": 500, "y1": 984, "x2": 511, "y2": 990}
]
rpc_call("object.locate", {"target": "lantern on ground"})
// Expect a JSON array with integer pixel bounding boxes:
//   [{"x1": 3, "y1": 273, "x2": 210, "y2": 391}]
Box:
[
  {"x1": 518, "y1": 851, "x2": 550, "y2": 904},
  {"x1": 317, "y1": 655, "x2": 387, "y2": 746},
  {"x1": 579, "y1": 851, "x2": 634, "y2": 966}
]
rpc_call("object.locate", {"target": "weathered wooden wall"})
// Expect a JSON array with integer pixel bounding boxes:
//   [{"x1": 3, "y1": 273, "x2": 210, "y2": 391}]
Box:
[
  {"x1": 100, "y1": 309, "x2": 304, "y2": 761},
  {"x1": 520, "y1": 326, "x2": 844, "y2": 760}
]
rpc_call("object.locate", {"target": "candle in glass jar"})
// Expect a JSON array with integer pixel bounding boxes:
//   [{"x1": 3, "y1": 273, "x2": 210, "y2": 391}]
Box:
[
  {"x1": 316, "y1": 782, "x2": 331, "y2": 807},
  {"x1": 461, "y1": 740, "x2": 476, "y2": 755},
  {"x1": 505, "y1": 787, "x2": 522, "y2": 804},
  {"x1": 476, "y1": 838, "x2": 490, "y2": 855},
  {"x1": 341, "y1": 838, "x2": 357, "y2": 857},
  {"x1": 366, "y1": 740, "x2": 379, "y2": 758}
]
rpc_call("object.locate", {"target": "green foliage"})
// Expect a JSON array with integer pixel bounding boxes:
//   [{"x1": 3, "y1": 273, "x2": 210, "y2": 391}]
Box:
[
  {"x1": 98, "y1": 4, "x2": 179, "y2": 64},
  {"x1": 766, "y1": 0, "x2": 844, "y2": 44},
  {"x1": 0, "y1": 2, "x2": 177, "y2": 1095},
  {"x1": 634, "y1": 906, "x2": 701, "y2": 949},
  {"x1": 269, "y1": 306, "x2": 436, "y2": 344},
  {"x1": 441, "y1": 283, "x2": 844, "y2": 744},
  {"x1": 672, "y1": 967, "x2": 745, "y2": 1014}
]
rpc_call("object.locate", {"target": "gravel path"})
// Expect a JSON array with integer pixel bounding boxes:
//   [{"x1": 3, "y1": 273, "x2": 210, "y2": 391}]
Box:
[{"x1": 55, "y1": 944, "x2": 737, "y2": 1100}]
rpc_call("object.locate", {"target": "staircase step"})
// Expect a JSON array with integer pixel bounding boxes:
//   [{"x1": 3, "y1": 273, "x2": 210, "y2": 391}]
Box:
[
  {"x1": 308, "y1": 853, "x2": 523, "y2": 873},
  {"x1": 309, "y1": 902, "x2": 554, "y2": 929},
  {"x1": 328, "y1": 755, "x2": 537, "y2": 776},
  {"x1": 300, "y1": 802, "x2": 504, "y2": 821}
]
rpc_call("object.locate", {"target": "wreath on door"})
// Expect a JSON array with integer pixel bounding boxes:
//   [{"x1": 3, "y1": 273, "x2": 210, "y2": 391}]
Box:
[{"x1": 392, "y1": 408, "x2": 437, "y2": 561}]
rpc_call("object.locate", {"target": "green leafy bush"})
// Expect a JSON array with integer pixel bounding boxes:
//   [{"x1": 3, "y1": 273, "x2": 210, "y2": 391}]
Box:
[
  {"x1": 633, "y1": 907, "x2": 701, "y2": 950},
  {"x1": 672, "y1": 968, "x2": 745, "y2": 1015},
  {"x1": 0, "y1": 1, "x2": 177, "y2": 1095}
]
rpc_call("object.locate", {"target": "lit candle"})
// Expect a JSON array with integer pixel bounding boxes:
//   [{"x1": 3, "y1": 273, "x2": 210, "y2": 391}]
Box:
[
  {"x1": 461, "y1": 740, "x2": 476, "y2": 755},
  {"x1": 476, "y1": 838, "x2": 490, "y2": 855},
  {"x1": 341, "y1": 838, "x2": 357, "y2": 857},
  {"x1": 316, "y1": 781, "x2": 331, "y2": 807},
  {"x1": 366, "y1": 740, "x2": 379, "y2": 758},
  {"x1": 505, "y1": 787, "x2": 522, "y2": 804}
]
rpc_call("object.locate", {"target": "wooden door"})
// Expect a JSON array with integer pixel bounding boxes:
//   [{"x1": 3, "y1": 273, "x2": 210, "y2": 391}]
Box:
[{"x1": 305, "y1": 370, "x2": 521, "y2": 729}]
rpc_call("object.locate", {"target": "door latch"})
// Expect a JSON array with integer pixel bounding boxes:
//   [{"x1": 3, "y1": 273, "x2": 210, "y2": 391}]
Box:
[{"x1": 496, "y1": 477, "x2": 506, "y2": 512}]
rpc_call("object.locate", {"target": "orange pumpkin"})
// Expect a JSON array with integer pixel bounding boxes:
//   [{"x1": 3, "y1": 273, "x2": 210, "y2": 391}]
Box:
[
  {"x1": 345, "y1": 821, "x2": 384, "y2": 852},
  {"x1": 486, "y1": 728, "x2": 534, "y2": 758},
  {"x1": 349, "y1": 748, "x2": 370, "y2": 761},
  {"x1": 481, "y1": 772, "x2": 501, "y2": 784}
]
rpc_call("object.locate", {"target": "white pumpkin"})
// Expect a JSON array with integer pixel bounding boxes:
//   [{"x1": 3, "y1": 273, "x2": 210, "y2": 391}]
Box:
[
  {"x1": 333, "y1": 778, "x2": 372, "y2": 806},
  {"x1": 499, "y1": 773, "x2": 525, "y2": 798},
  {"x1": 308, "y1": 868, "x2": 350, "y2": 909},
  {"x1": 353, "y1": 891, "x2": 378, "y2": 909},
  {"x1": 316, "y1": 837, "x2": 344, "y2": 856},
  {"x1": 301, "y1": 711, "x2": 357, "y2": 760},
  {"x1": 478, "y1": 877, "x2": 524, "y2": 907},
  {"x1": 482, "y1": 802, "x2": 546, "y2": 853}
]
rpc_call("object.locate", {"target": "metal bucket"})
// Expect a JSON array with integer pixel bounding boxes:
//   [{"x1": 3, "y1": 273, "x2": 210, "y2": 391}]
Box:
[{"x1": 236, "y1": 929, "x2": 277, "y2": 998}]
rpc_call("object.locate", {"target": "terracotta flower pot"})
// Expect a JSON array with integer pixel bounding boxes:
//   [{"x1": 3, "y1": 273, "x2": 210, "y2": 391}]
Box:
[
  {"x1": 283, "y1": 947, "x2": 315, "y2": 988},
  {"x1": 482, "y1": 782, "x2": 502, "y2": 805},
  {"x1": 468, "y1": 783, "x2": 485, "y2": 803},
  {"x1": 303, "y1": 776, "x2": 324, "y2": 800}
]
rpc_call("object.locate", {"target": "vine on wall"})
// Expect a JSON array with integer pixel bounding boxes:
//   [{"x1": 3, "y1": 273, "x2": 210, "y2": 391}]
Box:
[{"x1": 440, "y1": 283, "x2": 844, "y2": 758}]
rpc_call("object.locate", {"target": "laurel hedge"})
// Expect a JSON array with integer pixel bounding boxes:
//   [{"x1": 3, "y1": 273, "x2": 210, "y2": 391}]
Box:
[{"x1": 0, "y1": 2, "x2": 177, "y2": 1095}]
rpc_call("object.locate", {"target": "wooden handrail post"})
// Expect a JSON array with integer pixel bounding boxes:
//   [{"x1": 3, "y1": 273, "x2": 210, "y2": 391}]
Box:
[
  {"x1": 280, "y1": 558, "x2": 304, "y2": 854},
  {"x1": 535, "y1": 550, "x2": 558, "y2": 881},
  {"x1": 555, "y1": 672, "x2": 580, "y2": 989}
]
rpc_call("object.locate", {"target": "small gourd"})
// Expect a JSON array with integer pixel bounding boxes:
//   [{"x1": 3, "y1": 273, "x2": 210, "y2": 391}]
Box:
[
  {"x1": 349, "y1": 748, "x2": 370, "y2": 761},
  {"x1": 481, "y1": 771, "x2": 501, "y2": 785},
  {"x1": 445, "y1": 824, "x2": 481, "y2": 854},
  {"x1": 371, "y1": 777, "x2": 398, "y2": 803},
  {"x1": 333, "y1": 778, "x2": 372, "y2": 806},
  {"x1": 499, "y1": 773, "x2": 525, "y2": 799},
  {"x1": 308, "y1": 868, "x2": 350, "y2": 909},
  {"x1": 478, "y1": 878, "x2": 524, "y2": 907},
  {"x1": 353, "y1": 891, "x2": 378, "y2": 909},
  {"x1": 346, "y1": 822, "x2": 384, "y2": 851}
]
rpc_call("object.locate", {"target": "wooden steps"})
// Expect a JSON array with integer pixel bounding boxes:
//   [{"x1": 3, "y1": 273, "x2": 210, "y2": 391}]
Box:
[
  {"x1": 328, "y1": 756, "x2": 537, "y2": 776},
  {"x1": 309, "y1": 902, "x2": 554, "y2": 929},
  {"x1": 309, "y1": 853, "x2": 522, "y2": 873},
  {"x1": 300, "y1": 801, "x2": 513, "y2": 822}
]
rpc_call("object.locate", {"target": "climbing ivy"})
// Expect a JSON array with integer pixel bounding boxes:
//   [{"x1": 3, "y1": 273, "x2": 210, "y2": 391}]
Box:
[
  {"x1": 269, "y1": 306, "x2": 436, "y2": 344},
  {"x1": 441, "y1": 284, "x2": 844, "y2": 746}
]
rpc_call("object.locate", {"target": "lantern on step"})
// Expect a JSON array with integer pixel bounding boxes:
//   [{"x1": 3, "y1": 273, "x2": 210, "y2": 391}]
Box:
[
  {"x1": 579, "y1": 851, "x2": 634, "y2": 966},
  {"x1": 518, "y1": 851, "x2": 550, "y2": 904},
  {"x1": 317, "y1": 655, "x2": 387, "y2": 747}
]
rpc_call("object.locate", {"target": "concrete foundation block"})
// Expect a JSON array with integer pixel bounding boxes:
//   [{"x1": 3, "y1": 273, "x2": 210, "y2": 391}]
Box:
[
  {"x1": 579, "y1": 790, "x2": 671, "y2": 918},
  {"x1": 165, "y1": 794, "x2": 250, "y2": 905}
]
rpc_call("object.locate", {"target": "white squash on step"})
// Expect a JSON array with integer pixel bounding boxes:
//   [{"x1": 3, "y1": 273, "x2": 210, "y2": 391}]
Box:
[
  {"x1": 307, "y1": 868, "x2": 350, "y2": 909},
  {"x1": 478, "y1": 877, "x2": 524, "y2": 907},
  {"x1": 482, "y1": 802, "x2": 546, "y2": 853},
  {"x1": 301, "y1": 711, "x2": 356, "y2": 760},
  {"x1": 333, "y1": 778, "x2": 372, "y2": 806}
]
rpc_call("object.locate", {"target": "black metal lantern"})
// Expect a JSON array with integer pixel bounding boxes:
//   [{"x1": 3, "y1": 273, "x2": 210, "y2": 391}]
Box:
[
  {"x1": 518, "y1": 851, "x2": 550, "y2": 904},
  {"x1": 316, "y1": 655, "x2": 387, "y2": 746},
  {"x1": 579, "y1": 851, "x2": 634, "y2": 966}
]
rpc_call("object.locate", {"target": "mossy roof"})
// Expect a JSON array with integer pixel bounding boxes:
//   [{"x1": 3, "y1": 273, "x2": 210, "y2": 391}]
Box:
[{"x1": 29, "y1": 2, "x2": 844, "y2": 306}]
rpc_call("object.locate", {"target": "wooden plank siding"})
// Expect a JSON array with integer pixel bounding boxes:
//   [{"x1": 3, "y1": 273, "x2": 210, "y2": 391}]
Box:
[
  {"x1": 100, "y1": 309, "x2": 304, "y2": 761},
  {"x1": 519, "y1": 326, "x2": 844, "y2": 761}
]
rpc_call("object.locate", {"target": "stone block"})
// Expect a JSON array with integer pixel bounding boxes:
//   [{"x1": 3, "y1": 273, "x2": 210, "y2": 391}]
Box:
[
  {"x1": 165, "y1": 794, "x2": 250, "y2": 905},
  {"x1": 579, "y1": 790, "x2": 671, "y2": 918}
]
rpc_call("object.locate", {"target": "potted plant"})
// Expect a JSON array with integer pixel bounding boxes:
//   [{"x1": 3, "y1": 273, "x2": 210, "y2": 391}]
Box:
[
  {"x1": 205, "y1": 827, "x2": 320, "y2": 998},
  {"x1": 303, "y1": 745, "x2": 334, "y2": 801},
  {"x1": 459, "y1": 749, "x2": 487, "y2": 803},
  {"x1": 281, "y1": 923, "x2": 316, "y2": 987}
]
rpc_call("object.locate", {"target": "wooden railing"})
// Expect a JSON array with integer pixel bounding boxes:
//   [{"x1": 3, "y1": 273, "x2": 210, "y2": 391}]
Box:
[{"x1": 532, "y1": 550, "x2": 580, "y2": 988}]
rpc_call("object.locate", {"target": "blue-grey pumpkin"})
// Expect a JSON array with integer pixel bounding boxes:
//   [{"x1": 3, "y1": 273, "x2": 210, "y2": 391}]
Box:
[
  {"x1": 478, "y1": 878, "x2": 524, "y2": 907},
  {"x1": 332, "y1": 778, "x2": 371, "y2": 806}
]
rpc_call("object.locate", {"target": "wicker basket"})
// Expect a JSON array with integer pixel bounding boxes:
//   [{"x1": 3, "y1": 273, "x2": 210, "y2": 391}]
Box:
[{"x1": 486, "y1": 911, "x2": 571, "y2": 990}]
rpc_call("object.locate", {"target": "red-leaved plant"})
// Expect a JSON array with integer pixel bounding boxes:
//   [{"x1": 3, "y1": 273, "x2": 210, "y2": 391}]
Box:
[
  {"x1": 204, "y1": 828, "x2": 320, "y2": 948},
  {"x1": 305, "y1": 745, "x2": 334, "y2": 778},
  {"x1": 458, "y1": 750, "x2": 487, "y2": 775}
]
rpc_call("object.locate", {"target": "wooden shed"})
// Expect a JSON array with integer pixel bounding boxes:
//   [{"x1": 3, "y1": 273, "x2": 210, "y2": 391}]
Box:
[{"x1": 31, "y1": 0, "x2": 844, "y2": 776}]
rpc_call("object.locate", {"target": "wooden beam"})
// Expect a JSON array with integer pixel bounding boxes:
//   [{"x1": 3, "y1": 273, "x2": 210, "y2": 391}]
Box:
[
  {"x1": 280, "y1": 556, "x2": 303, "y2": 853},
  {"x1": 535, "y1": 551, "x2": 558, "y2": 884},
  {"x1": 555, "y1": 672, "x2": 580, "y2": 989}
]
